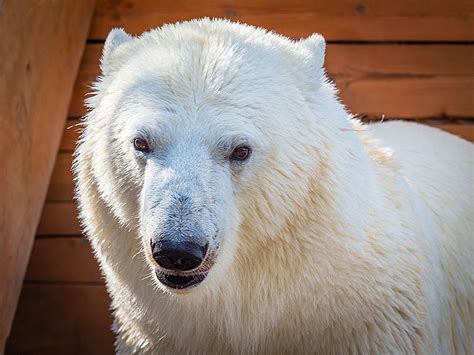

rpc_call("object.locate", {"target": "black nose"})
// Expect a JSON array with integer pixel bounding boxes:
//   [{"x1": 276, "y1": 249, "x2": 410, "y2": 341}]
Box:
[{"x1": 151, "y1": 240, "x2": 208, "y2": 271}]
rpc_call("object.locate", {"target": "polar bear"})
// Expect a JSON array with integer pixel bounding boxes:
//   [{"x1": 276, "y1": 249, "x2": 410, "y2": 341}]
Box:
[{"x1": 74, "y1": 19, "x2": 473, "y2": 354}]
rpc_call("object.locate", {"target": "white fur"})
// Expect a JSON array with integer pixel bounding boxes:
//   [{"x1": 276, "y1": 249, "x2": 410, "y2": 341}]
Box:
[{"x1": 74, "y1": 19, "x2": 473, "y2": 354}]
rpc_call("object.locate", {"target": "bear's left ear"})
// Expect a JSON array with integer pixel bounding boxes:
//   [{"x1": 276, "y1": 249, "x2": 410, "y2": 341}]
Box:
[
  {"x1": 100, "y1": 28, "x2": 134, "y2": 75},
  {"x1": 300, "y1": 33, "x2": 326, "y2": 69}
]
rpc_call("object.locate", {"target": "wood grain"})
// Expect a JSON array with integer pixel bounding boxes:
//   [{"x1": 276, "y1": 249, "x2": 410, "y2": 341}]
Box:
[
  {"x1": 60, "y1": 120, "x2": 84, "y2": 152},
  {"x1": 337, "y1": 76, "x2": 474, "y2": 119},
  {"x1": 6, "y1": 284, "x2": 114, "y2": 355},
  {"x1": 47, "y1": 154, "x2": 75, "y2": 202},
  {"x1": 434, "y1": 123, "x2": 474, "y2": 142},
  {"x1": 0, "y1": 0, "x2": 96, "y2": 349},
  {"x1": 89, "y1": 0, "x2": 474, "y2": 41},
  {"x1": 68, "y1": 44, "x2": 474, "y2": 119},
  {"x1": 25, "y1": 237, "x2": 103, "y2": 283},
  {"x1": 37, "y1": 203, "x2": 82, "y2": 236}
]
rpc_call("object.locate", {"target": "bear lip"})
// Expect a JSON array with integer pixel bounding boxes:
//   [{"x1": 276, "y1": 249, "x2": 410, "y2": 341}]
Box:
[
  {"x1": 150, "y1": 247, "x2": 218, "y2": 290},
  {"x1": 155, "y1": 270, "x2": 207, "y2": 290}
]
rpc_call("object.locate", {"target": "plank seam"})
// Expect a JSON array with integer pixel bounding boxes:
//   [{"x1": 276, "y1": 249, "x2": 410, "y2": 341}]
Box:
[
  {"x1": 36, "y1": 235, "x2": 84, "y2": 239},
  {"x1": 24, "y1": 280, "x2": 104, "y2": 286}
]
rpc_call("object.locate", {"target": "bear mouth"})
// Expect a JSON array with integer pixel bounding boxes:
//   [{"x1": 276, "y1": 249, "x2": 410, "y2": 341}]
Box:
[{"x1": 155, "y1": 270, "x2": 207, "y2": 290}]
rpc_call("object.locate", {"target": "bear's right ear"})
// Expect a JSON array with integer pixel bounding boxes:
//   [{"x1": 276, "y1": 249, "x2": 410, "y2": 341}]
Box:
[
  {"x1": 100, "y1": 28, "x2": 133, "y2": 75},
  {"x1": 300, "y1": 33, "x2": 326, "y2": 70}
]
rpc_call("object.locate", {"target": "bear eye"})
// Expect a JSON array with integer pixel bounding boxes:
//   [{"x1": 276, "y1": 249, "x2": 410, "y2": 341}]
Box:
[
  {"x1": 133, "y1": 138, "x2": 151, "y2": 153},
  {"x1": 229, "y1": 145, "x2": 251, "y2": 161}
]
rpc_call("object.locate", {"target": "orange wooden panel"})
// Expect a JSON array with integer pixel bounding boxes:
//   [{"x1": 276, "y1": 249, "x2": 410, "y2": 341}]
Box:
[
  {"x1": 36, "y1": 203, "x2": 82, "y2": 236},
  {"x1": 6, "y1": 284, "x2": 114, "y2": 355},
  {"x1": 435, "y1": 124, "x2": 474, "y2": 142},
  {"x1": 47, "y1": 154, "x2": 74, "y2": 202},
  {"x1": 60, "y1": 120, "x2": 84, "y2": 152},
  {"x1": 336, "y1": 76, "x2": 474, "y2": 119},
  {"x1": 327, "y1": 44, "x2": 474, "y2": 77},
  {"x1": 0, "y1": 0, "x2": 96, "y2": 348},
  {"x1": 89, "y1": 0, "x2": 474, "y2": 41},
  {"x1": 68, "y1": 44, "x2": 474, "y2": 119},
  {"x1": 25, "y1": 237, "x2": 103, "y2": 283}
]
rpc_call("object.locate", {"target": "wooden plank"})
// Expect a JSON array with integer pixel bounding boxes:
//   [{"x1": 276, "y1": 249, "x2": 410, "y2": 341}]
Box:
[
  {"x1": 68, "y1": 44, "x2": 102, "y2": 118},
  {"x1": 0, "y1": 0, "x2": 96, "y2": 349},
  {"x1": 60, "y1": 119, "x2": 83, "y2": 152},
  {"x1": 37, "y1": 203, "x2": 82, "y2": 236},
  {"x1": 6, "y1": 284, "x2": 114, "y2": 355},
  {"x1": 68, "y1": 42, "x2": 101, "y2": 118},
  {"x1": 336, "y1": 76, "x2": 473, "y2": 119},
  {"x1": 434, "y1": 124, "x2": 474, "y2": 142},
  {"x1": 25, "y1": 237, "x2": 103, "y2": 283},
  {"x1": 327, "y1": 44, "x2": 474, "y2": 77},
  {"x1": 47, "y1": 154, "x2": 74, "y2": 202},
  {"x1": 68, "y1": 44, "x2": 474, "y2": 119},
  {"x1": 89, "y1": 0, "x2": 474, "y2": 41}
]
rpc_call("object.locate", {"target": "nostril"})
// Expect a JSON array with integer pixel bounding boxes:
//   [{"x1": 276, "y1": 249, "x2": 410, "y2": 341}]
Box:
[
  {"x1": 157, "y1": 255, "x2": 202, "y2": 271},
  {"x1": 152, "y1": 240, "x2": 208, "y2": 272}
]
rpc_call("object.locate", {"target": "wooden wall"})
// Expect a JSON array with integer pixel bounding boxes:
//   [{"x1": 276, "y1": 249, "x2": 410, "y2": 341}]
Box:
[
  {"x1": 6, "y1": 0, "x2": 473, "y2": 353},
  {"x1": 0, "y1": 0, "x2": 96, "y2": 352}
]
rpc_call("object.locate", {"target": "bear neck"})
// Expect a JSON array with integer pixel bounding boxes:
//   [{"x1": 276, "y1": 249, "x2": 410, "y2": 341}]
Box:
[
  {"x1": 227, "y1": 111, "x2": 408, "y2": 337},
  {"x1": 237, "y1": 106, "x2": 396, "y2": 263}
]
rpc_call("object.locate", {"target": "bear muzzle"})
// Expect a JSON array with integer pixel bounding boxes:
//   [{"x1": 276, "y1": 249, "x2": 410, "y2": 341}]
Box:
[{"x1": 150, "y1": 235, "x2": 216, "y2": 290}]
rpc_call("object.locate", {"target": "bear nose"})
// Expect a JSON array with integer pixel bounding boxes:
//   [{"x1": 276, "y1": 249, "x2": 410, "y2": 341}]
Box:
[{"x1": 151, "y1": 240, "x2": 208, "y2": 271}]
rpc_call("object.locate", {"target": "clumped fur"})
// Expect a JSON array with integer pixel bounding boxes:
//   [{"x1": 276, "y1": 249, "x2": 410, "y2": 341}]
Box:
[{"x1": 74, "y1": 19, "x2": 473, "y2": 354}]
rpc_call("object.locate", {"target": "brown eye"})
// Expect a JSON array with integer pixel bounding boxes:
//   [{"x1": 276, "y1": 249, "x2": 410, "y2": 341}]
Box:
[
  {"x1": 230, "y1": 145, "x2": 251, "y2": 161},
  {"x1": 133, "y1": 138, "x2": 150, "y2": 152}
]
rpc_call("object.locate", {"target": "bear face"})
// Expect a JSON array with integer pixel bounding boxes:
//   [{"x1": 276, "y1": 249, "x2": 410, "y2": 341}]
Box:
[{"x1": 79, "y1": 19, "x2": 335, "y2": 294}]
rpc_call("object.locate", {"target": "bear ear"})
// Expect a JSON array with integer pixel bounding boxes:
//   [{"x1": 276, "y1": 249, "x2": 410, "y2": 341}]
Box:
[
  {"x1": 300, "y1": 33, "x2": 326, "y2": 69},
  {"x1": 100, "y1": 28, "x2": 133, "y2": 75}
]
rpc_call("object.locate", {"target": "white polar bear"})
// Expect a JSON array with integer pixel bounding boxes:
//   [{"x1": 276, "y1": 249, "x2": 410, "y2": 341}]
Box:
[{"x1": 74, "y1": 19, "x2": 473, "y2": 354}]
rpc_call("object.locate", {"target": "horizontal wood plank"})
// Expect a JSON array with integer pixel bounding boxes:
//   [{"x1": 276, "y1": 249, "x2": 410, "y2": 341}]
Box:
[
  {"x1": 60, "y1": 120, "x2": 84, "y2": 152},
  {"x1": 327, "y1": 45, "x2": 474, "y2": 77},
  {"x1": 89, "y1": 0, "x2": 474, "y2": 41},
  {"x1": 68, "y1": 44, "x2": 474, "y2": 119},
  {"x1": 37, "y1": 203, "x2": 81, "y2": 236},
  {"x1": 47, "y1": 154, "x2": 75, "y2": 202},
  {"x1": 434, "y1": 124, "x2": 474, "y2": 142},
  {"x1": 337, "y1": 76, "x2": 473, "y2": 119},
  {"x1": 6, "y1": 284, "x2": 113, "y2": 355},
  {"x1": 25, "y1": 237, "x2": 102, "y2": 283}
]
